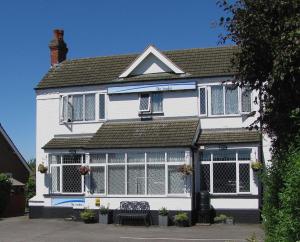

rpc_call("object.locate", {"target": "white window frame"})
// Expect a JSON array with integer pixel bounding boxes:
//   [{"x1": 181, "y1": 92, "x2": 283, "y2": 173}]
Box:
[
  {"x1": 240, "y1": 88, "x2": 252, "y2": 114},
  {"x1": 198, "y1": 87, "x2": 207, "y2": 116},
  {"x1": 59, "y1": 93, "x2": 96, "y2": 123},
  {"x1": 98, "y1": 93, "x2": 106, "y2": 121},
  {"x1": 208, "y1": 84, "x2": 252, "y2": 117},
  {"x1": 139, "y1": 93, "x2": 163, "y2": 113},
  {"x1": 201, "y1": 148, "x2": 253, "y2": 195},
  {"x1": 49, "y1": 154, "x2": 85, "y2": 195},
  {"x1": 88, "y1": 153, "x2": 106, "y2": 195}
]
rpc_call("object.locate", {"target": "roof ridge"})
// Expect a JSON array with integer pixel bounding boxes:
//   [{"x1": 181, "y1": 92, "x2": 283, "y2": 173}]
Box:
[{"x1": 63, "y1": 45, "x2": 237, "y2": 63}]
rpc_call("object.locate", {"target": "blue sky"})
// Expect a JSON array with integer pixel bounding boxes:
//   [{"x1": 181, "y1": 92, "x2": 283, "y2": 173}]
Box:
[{"x1": 0, "y1": 0, "x2": 229, "y2": 160}]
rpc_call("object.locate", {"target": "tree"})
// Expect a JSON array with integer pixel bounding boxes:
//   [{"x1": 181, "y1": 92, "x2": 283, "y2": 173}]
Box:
[
  {"x1": 0, "y1": 174, "x2": 12, "y2": 216},
  {"x1": 218, "y1": 0, "x2": 300, "y2": 151},
  {"x1": 218, "y1": 1, "x2": 300, "y2": 241},
  {"x1": 25, "y1": 158, "x2": 36, "y2": 206}
]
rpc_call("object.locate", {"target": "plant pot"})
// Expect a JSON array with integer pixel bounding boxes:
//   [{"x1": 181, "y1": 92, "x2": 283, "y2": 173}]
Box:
[
  {"x1": 175, "y1": 220, "x2": 189, "y2": 227},
  {"x1": 99, "y1": 214, "x2": 108, "y2": 224},
  {"x1": 158, "y1": 215, "x2": 168, "y2": 226},
  {"x1": 225, "y1": 217, "x2": 234, "y2": 225}
]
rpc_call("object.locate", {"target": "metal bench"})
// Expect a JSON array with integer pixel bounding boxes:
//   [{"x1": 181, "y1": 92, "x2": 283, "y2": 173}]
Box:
[{"x1": 117, "y1": 201, "x2": 151, "y2": 226}]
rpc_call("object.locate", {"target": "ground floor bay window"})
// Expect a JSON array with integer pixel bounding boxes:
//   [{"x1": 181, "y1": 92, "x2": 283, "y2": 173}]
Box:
[
  {"x1": 49, "y1": 150, "x2": 190, "y2": 196},
  {"x1": 200, "y1": 149, "x2": 252, "y2": 194}
]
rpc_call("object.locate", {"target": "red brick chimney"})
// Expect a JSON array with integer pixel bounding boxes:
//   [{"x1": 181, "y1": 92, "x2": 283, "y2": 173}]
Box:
[{"x1": 49, "y1": 29, "x2": 68, "y2": 66}]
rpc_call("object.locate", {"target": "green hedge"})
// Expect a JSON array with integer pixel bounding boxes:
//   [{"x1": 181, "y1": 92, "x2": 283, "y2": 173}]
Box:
[
  {"x1": 0, "y1": 174, "x2": 12, "y2": 216},
  {"x1": 263, "y1": 140, "x2": 300, "y2": 241}
]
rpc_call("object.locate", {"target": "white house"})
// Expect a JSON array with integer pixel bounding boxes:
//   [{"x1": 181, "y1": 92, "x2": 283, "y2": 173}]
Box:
[{"x1": 29, "y1": 29, "x2": 271, "y2": 224}]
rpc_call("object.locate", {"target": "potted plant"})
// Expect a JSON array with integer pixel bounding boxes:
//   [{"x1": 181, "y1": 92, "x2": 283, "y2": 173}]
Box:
[
  {"x1": 158, "y1": 207, "x2": 169, "y2": 226},
  {"x1": 213, "y1": 214, "x2": 227, "y2": 224},
  {"x1": 177, "y1": 164, "x2": 193, "y2": 176},
  {"x1": 80, "y1": 209, "x2": 96, "y2": 223},
  {"x1": 99, "y1": 205, "x2": 109, "y2": 224},
  {"x1": 251, "y1": 161, "x2": 263, "y2": 172},
  {"x1": 174, "y1": 212, "x2": 189, "y2": 227},
  {"x1": 79, "y1": 165, "x2": 90, "y2": 175},
  {"x1": 225, "y1": 216, "x2": 234, "y2": 225},
  {"x1": 38, "y1": 163, "x2": 48, "y2": 174}
]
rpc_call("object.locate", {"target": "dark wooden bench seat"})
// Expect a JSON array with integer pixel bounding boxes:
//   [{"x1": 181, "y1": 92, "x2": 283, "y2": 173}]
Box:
[{"x1": 117, "y1": 201, "x2": 151, "y2": 226}]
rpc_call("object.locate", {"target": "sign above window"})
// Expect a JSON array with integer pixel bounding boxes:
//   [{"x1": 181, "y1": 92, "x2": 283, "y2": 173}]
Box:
[{"x1": 107, "y1": 81, "x2": 196, "y2": 94}]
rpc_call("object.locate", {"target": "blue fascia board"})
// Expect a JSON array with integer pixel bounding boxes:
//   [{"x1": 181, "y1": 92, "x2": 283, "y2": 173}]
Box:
[{"x1": 107, "y1": 80, "x2": 197, "y2": 94}]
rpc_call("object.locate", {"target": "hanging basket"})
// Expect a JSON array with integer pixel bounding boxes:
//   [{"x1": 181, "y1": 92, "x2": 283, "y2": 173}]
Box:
[
  {"x1": 251, "y1": 161, "x2": 263, "y2": 172},
  {"x1": 79, "y1": 166, "x2": 90, "y2": 175},
  {"x1": 38, "y1": 163, "x2": 48, "y2": 174},
  {"x1": 177, "y1": 164, "x2": 193, "y2": 176}
]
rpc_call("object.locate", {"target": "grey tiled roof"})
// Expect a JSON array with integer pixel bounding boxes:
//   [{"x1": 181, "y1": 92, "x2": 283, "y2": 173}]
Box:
[
  {"x1": 197, "y1": 128, "x2": 261, "y2": 144},
  {"x1": 87, "y1": 118, "x2": 200, "y2": 149},
  {"x1": 36, "y1": 46, "x2": 237, "y2": 89},
  {"x1": 43, "y1": 118, "x2": 200, "y2": 149},
  {"x1": 43, "y1": 137, "x2": 91, "y2": 149}
]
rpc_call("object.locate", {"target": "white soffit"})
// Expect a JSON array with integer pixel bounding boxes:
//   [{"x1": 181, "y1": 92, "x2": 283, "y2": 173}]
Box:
[{"x1": 119, "y1": 45, "x2": 184, "y2": 78}]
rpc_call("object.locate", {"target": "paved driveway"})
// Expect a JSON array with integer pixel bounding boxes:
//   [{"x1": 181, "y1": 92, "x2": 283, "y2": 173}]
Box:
[{"x1": 0, "y1": 216, "x2": 264, "y2": 242}]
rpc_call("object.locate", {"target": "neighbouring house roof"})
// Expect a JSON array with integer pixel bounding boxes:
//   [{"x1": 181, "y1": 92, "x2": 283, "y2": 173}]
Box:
[
  {"x1": 0, "y1": 124, "x2": 32, "y2": 174},
  {"x1": 197, "y1": 128, "x2": 261, "y2": 145},
  {"x1": 36, "y1": 46, "x2": 237, "y2": 90},
  {"x1": 43, "y1": 118, "x2": 201, "y2": 149},
  {"x1": 9, "y1": 177, "x2": 25, "y2": 186}
]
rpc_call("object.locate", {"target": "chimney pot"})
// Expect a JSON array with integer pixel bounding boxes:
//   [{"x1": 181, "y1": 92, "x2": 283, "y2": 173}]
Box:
[{"x1": 49, "y1": 29, "x2": 68, "y2": 66}]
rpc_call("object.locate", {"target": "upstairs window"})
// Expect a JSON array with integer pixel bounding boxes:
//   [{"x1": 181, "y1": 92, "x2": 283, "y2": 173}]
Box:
[
  {"x1": 99, "y1": 94, "x2": 106, "y2": 120},
  {"x1": 60, "y1": 94, "x2": 95, "y2": 122},
  {"x1": 199, "y1": 87, "x2": 207, "y2": 116},
  {"x1": 210, "y1": 85, "x2": 251, "y2": 115},
  {"x1": 139, "y1": 92, "x2": 163, "y2": 113}
]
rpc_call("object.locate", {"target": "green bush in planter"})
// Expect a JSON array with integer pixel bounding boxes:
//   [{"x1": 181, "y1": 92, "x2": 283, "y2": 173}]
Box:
[
  {"x1": 80, "y1": 209, "x2": 96, "y2": 223},
  {"x1": 158, "y1": 207, "x2": 168, "y2": 216},
  {"x1": 174, "y1": 212, "x2": 189, "y2": 227},
  {"x1": 99, "y1": 205, "x2": 109, "y2": 215}
]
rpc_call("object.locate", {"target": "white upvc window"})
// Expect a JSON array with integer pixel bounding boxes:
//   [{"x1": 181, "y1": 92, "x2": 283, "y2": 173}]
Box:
[
  {"x1": 99, "y1": 94, "x2": 106, "y2": 120},
  {"x1": 49, "y1": 154, "x2": 85, "y2": 194},
  {"x1": 200, "y1": 149, "x2": 252, "y2": 194},
  {"x1": 199, "y1": 87, "x2": 207, "y2": 116},
  {"x1": 139, "y1": 92, "x2": 163, "y2": 113},
  {"x1": 60, "y1": 94, "x2": 96, "y2": 123},
  {"x1": 209, "y1": 85, "x2": 252, "y2": 116}
]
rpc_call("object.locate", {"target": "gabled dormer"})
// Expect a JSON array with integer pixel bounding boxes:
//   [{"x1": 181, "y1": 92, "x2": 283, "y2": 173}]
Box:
[{"x1": 119, "y1": 45, "x2": 185, "y2": 78}]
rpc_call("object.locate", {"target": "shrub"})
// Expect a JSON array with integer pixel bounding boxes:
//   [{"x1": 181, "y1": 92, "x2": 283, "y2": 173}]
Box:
[
  {"x1": 263, "y1": 140, "x2": 300, "y2": 242},
  {"x1": 99, "y1": 205, "x2": 109, "y2": 215},
  {"x1": 80, "y1": 209, "x2": 96, "y2": 222},
  {"x1": 25, "y1": 176, "x2": 35, "y2": 206},
  {"x1": 158, "y1": 207, "x2": 168, "y2": 216},
  {"x1": 214, "y1": 214, "x2": 227, "y2": 223},
  {"x1": 0, "y1": 174, "x2": 12, "y2": 216},
  {"x1": 174, "y1": 212, "x2": 189, "y2": 225}
]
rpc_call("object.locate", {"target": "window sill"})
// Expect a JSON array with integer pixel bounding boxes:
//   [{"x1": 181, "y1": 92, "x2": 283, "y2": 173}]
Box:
[
  {"x1": 138, "y1": 111, "x2": 164, "y2": 117},
  {"x1": 210, "y1": 193, "x2": 258, "y2": 199},
  {"x1": 85, "y1": 194, "x2": 190, "y2": 198},
  {"x1": 59, "y1": 120, "x2": 106, "y2": 125},
  {"x1": 44, "y1": 193, "x2": 85, "y2": 197}
]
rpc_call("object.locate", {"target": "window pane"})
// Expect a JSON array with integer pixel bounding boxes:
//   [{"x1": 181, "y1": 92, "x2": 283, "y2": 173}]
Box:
[
  {"x1": 49, "y1": 155, "x2": 61, "y2": 164},
  {"x1": 211, "y1": 86, "x2": 224, "y2": 115},
  {"x1": 51, "y1": 166, "x2": 60, "y2": 193},
  {"x1": 168, "y1": 166, "x2": 185, "y2": 194},
  {"x1": 212, "y1": 150, "x2": 236, "y2": 161},
  {"x1": 147, "y1": 152, "x2": 165, "y2": 163},
  {"x1": 62, "y1": 165, "x2": 82, "y2": 193},
  {"x1": 200, "y1": 164, "x2": 210, "y2": 191},
  {"x1": 90, "y1": 154, "x2": 106, "y2": 163},
  {"x1": 238, "y1": 149, "x2": 251, "y2": 160},
  {"x1": 213, "y1": 163, "x2": 236, "y2": 193},
  {"x1": 62, "y1": 96, "x2": 68, "y2": 121},
  {"x1": 108, "y1": 165, "x2": 125, "y2": 194},
  {"x1": 225, "y1": 86, "x2": 238, "y2": 114},
  {"x1": 242, "y1": 89, "x2": 251, "y2": 112},
  {"x1": 62, "y1": 155, "x2": 82, "y2": 164},
  {"x1": 127, "y1": 152, "x2": 145, "y2": 163},
  {"x1": 201, "y1": 152, "x2": 211, "y2": 161},
  {"x1": 127, "y1": 165, "x2": 145, "y2": 195},
  {"x1": 139, "y1": 94, "x2": 149, "y2": 111},
  {"x1": 85, "y1": 94, "x2": 95, "y2": 121},
  {"x1": 90, "y1": 166, "x2": 105, "y2": 194},
  {"x1": 99, "y1": 94, "x2": 105, "y2": 119},
  {"x1": 151, "y1": 92, "x2": 163, "y2": 112},
  {"x1": 199, "y1": 88, "x2": 206, "y2": 115},
  {"x1": 108, "y1": 153, "x2": 125, "y2": 163},
  {"x1": 147, "y1": 164, "x2": 165, "y2": 195},
  {"x1": 167, "y1": 151, "x2": 185, "y2": 162},
  {"x1": 73, "y1": 95, "x2": 83, "y2": 121},
  {"x1": 239, "y1": 164, "x2": 250, "y2": 192}
]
